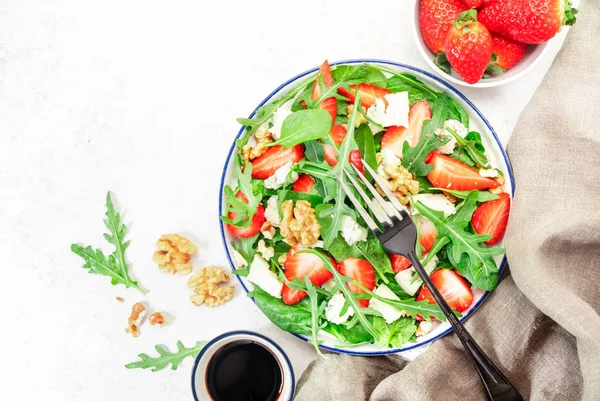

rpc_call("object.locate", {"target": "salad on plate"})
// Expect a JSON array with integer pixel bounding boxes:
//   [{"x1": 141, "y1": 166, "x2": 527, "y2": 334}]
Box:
[{"x1": 221, "y1": 60, "x2": 510, "y2": 354}]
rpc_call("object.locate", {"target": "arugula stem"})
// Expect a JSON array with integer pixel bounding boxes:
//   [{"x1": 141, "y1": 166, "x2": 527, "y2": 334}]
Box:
[{"x1": 364, "y1": 63, "x2": 439, "y2": 100}]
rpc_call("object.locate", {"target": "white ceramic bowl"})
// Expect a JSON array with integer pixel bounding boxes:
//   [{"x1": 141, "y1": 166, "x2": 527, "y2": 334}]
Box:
[
  {"x1": 219, "y1": 59, "x2": 514, "y2": 356},
  {"x1": 411, "y1": 0, "x2": 577, "y2": 88}
]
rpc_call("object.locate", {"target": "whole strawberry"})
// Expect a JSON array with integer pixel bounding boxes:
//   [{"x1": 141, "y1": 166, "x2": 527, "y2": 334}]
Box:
[
  {"x1": 444, "y1": 10, "x2": 493, "y2": 84},
  {"x1": 479, "y1": 0, "x2": 578, "y2": 44},
  {"x1": 460, "y1": 0, "x2": 482, "y2": 7},
  {"x1": 420, "y1": 0, "x2": 468, "y2": 54},
  {"x1": 489, "y1": 35, "x2": 527, "y2": 72}
]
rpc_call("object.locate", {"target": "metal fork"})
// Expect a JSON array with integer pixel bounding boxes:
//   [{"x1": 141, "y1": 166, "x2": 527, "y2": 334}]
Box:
[{"x1": 339, "y1": 160, "x2": 523, "y2": 401}]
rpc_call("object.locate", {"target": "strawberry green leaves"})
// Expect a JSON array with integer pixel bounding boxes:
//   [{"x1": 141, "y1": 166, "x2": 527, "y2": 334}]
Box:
[
  {"x1": 402, "y1": 94, "x2": 450, "y2": 176},
  {"x1": 412, "y1": 191, "x2": 504, "y2": 290},
  {"x1": 125, "y1": 341, "x2": 207, "y2": 372},
  {"x1": 71, "y1": 192, "x2": 146, "y2": 294},
  {"x1": 269, "y1": 109, "x2": 332, "y2": 148}
]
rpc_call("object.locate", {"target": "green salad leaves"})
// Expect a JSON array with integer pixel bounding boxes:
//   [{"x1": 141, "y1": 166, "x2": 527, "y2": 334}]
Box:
[{"x1": 71, "y1": 192, "x2": 146, "y2": 294}]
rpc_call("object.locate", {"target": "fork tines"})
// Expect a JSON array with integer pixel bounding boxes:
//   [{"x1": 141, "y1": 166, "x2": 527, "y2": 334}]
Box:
[{"x1": 339, "y1": 159, "x2": 410, "y2": 232}]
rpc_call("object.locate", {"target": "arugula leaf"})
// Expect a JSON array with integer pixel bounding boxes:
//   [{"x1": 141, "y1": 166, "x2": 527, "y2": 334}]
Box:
[
  {"x1": 249, "y1": 285, "x2": 313, "y2": 335},
  {"x1": 451, "y1": 146, "x2": 476, "y2": 167},
  {"x1": 373, "y1": 316, "x2": 417, "y2": 348},
  {"x1": 304, "y1": 140, "x2": 325, "y2": 162},
  {"x1": 269, "y1": 109, "x2": 332, "y2": 148},
  {"x1": 447, "y1": 98, "x2": 470, "y2": 128},
  {"x1": 365, "y1": 67, "x2": 388, "y2": 88},
  {"x1": 304, "y1": 276, "x2": 328, "y2": 357},
  {"x1": 412, "y1": 194, "x2": 504, "y2": 291},
  {"x1": 125, "y1": 341, "x2": 207, "y2": 372},
  {"x1": 231, "y1": 234, "x2": 259, "y2": 267},
  {"x1": 71, "y1": 192, "x2": 146, "y2": 294},
  {"x1": 220, "y1": 163, "x2": 262, "y2": 228},
  {"x1": 432, "y1": 188, "x2": 499, "y2": 202},
  {"x1": 446, "y1": 128, "x2": 489, "y2": 167},
  {"x1": 236, "y1": 75, "x2": 315, "y2": 146},
  {"x1": 331, "y1": 65, "x2": 368, "y2": 83},
  {"x1": 354, "y1": 123, "x2": 378, "y2": 180},
  {"x1": 402, "y1": 95, "x2": 450, "y2": 176},
  {"x1": 278, "y1": 189, "x2": 323, "y2": 207}
]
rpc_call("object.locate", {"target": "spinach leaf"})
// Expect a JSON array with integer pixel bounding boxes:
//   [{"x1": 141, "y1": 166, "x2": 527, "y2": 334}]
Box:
[
  {"x1": 402, "y1": 94, "x2": 450, "y2": 176},
  {"x1": 324, "y1": 321, "x2": 374, "y2": 344},
  {"x1": 304, "y1": 140, "x2": 325, "y2": 162},
  {"x1": 327, "y1": 234, "x2": 363, "y2": 262},
  {"x1": 355, "y1": 232, "x2": 394, "y2": 282},
  {"x1": 354, "y1": 123, "x2": 378, "y2": 180},
  {"x1": 452, "y1": 146, "x2": 476, "y2": 167},
  {"x1": 331, "y1": 65, "x2": 368, "y2": 83},
  {"x1": 372, "y1": 317, "x2": 417, "y2": 348},
  {"x1": 384, "y1": 274, "x2": 412, "y2": 299},
  {"x1": 277, "y1": 189, "x2": 323, "y2": 207},
  {"x1": 249, "y1": 286, "x2": 313, "y2": 335},
  {"x1": 415, "y1": 176, "x2": 436, "y2": 193},
  {"x1": 270, "y1": 109, "x2": 332, "y2": 148},
  {"x1": 237, "y1": 75, "x2": 316, "y2": 146},
  {"x1": 365, "y1": 67, "x2": 388, "y2": 88},
  {"x1": 447, "y1": 98, "x2": 470, "y2": 128}
]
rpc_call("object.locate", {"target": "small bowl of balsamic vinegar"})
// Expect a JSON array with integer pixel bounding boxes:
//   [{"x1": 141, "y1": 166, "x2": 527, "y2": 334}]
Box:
[{"x1": 191, "y1": 331, "x2": 295, "y2": 401}]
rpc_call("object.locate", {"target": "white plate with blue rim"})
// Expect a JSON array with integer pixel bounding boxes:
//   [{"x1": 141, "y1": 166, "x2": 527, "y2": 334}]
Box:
[{"x1": 219, "y1": 59, "x2": 514, "y2": 357}]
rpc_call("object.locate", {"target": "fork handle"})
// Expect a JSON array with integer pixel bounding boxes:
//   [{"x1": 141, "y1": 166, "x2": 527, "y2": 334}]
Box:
[{"x1": 408, "y1": 252, "x2": 523, "y2": 401}]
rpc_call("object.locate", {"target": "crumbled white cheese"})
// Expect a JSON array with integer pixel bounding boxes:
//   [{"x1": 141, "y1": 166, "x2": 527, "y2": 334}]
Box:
[
  {"x1": 412, "y1": 194, "x2": 456, "y2": 218},
  {"x1": 479, "y1": 168, "x2": 499, "y2": 178},
  {"x1": 270, "y1": 99, "x2": 294, "y2": 140},
  {"x1": 247, "y1": 255, "x2": 283, "y2": 298},
  {"x1": 261, "y1": 228, "x2": 274, "y2": 240},
  {"x1": 367, "y1": 92, "x2": 409, "y2": 128},
  {"x1": 325, "y1": 292, "x2": 355, "y2": 324},
  {"x1": 416, "y1": 320, "x2": 434, "y2": 337},
  {"x1": 377, "y1": 148, "x2": 402, "y2": 178},
  {"x1": 264, "y1": 195, "x2": 281, "y2": 227},
  {"x1": 340, "y1": 215, "x2": 368, "y2": 246},
  {"x1": 264, "y1": 161, "x2": 299, "y2": 190},
  {"x1": 310, "y1": 240, "x2": 324, "y2": 249},
  {"x1": 435, "y1": 119, "x2": 468, "y2": 154},
  {"x1": 232, "y1": 249, "x2": 248, "y2": 268},
  {"x1": 395, "y1": 256, "x2": 439, "y2": 296},
  {"x1": 369, "y1": 284, "x2": 407, "y2": 324},
  {"x1": 321, "y1": 278, "x2": 336, "y2": 291},
  {"x1": 257, "y1": 239, "x2": 274, "y2": 261}
]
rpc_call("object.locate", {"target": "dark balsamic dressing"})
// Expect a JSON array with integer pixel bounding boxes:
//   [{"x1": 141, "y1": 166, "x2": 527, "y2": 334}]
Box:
[{"x1": 206, "y1": 340, "x2": 283, "y2": 401}]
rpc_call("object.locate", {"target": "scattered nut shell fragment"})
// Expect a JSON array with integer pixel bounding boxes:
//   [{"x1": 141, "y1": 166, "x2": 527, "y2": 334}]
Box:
[
  {"x1": 125, "y1": 302, "x2": 146, "y2": 337},
  {"x1": 149, "y1": 312, "x2": 166, "y2": 327},
  {"x1": 188, "y1": 267, "x2": 234, "y2": 307},
  {"x1": 153, "y1": 234, "x2": 197, "y2": 275},
  {"x1": 116, "y1": 297, "x2": 124, "y2": 303}
]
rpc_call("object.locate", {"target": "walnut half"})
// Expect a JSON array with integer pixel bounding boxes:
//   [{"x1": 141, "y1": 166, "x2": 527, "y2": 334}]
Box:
[
  {"x1": 188, "y1": 267, "x2": 234, "y2": 307},
  {"x1": 280, "y1": 200, "x2": 320, "y2": 247},
  {"x1": 152, "y1": 234, "x2": 197, "y2": 275},
  {"x1": 149, "y1": 312, "x2": 166, "y2": 327}
]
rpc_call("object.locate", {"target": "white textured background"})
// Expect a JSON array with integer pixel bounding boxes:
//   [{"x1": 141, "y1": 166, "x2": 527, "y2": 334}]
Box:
[{"x1": 1, "y1": 0, "x2": 569, "y2": 400}]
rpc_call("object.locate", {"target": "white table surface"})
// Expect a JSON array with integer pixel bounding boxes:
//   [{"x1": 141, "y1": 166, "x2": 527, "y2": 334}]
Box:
[{"x1": 1, "y1": 1, "x2": 570, "y2": 400}]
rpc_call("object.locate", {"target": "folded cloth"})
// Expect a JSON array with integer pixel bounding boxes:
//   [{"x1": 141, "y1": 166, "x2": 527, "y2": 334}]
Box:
[{"x1": 294, "y1": 1, "x2": 600, "y2": 400}]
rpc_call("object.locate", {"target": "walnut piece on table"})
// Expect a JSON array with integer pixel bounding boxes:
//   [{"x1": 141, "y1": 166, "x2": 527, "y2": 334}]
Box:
[
  {"x1": 152, "y1": 234, "x2": 197, "y2": 275},
  {"x1": 188, "y1": 267, "x2": 234, "y2": 307},
  {"x1": 280, "y1": 200, "x2": 320, "y2": 247},
  {"x1": 125, "y1": 302, "x2": 146, "y2": 337},
  {"x1": 148, "y1": 312, "x2": 166, "y2": 327},
  {"x1": 115, "y1": 296, "x2": 124, "y2": 303}
]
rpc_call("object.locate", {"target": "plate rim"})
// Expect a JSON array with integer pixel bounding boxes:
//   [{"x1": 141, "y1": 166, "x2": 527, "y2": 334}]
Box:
[{"x1": 218, "y1": 59, "x2": 514, "y2": 356}]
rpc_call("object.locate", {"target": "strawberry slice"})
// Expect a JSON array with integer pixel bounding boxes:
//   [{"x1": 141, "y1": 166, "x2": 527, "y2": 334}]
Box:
[
  {"x1": 426, "y1": 153, "x2": 501, "y2": 191},
  {"x1": 472, "y1": 192, "x2": 510, "y2": 245},
  {"x1": 312, "y1": 60, "x2": 337, "y2": 126},
  {"x1": 282, "y1": 245, "x2": 335, "y2": 305},
  {"x1": 330, "y1": 124, "x2": 347, "y2": 146},
  {"x1": 323, "y1": 144, "x2": 338, "y2": 167},
  {"x1": 381, "y1": 101, "x2": 432, "y2": 157},
  {"x1": 226, "y1": 191, "x2": 266, "y2": 238},
  {"x1": 338, "y1": 83, "x2": 392, "y2": 109},
  {"x1": 349, "y1": 150, "x2": 364, "y2": 175},
  {"x1": 417, "y1": 268, "x2": 474, "y2": 313},
  {"x1": 292, "y1": 174, "x2": 316, "y2": 193},
  {"x1": 418, "y1": 217, "x2": 437, "y2": 253},
  {"x1": 251, "y1": 144, "x2": 305, "y2": 179},
  {"x1": 337, "y1": 258, "x2": 376, "y2": 308},
  {"x1": 391, "y1": 254, "x2": 412, "y2": 273}
]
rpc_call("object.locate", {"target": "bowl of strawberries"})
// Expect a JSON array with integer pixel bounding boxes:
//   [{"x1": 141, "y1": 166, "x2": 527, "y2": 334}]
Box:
[{"x1": 413, "y1": 0, "x2": 579, "y2": 87}]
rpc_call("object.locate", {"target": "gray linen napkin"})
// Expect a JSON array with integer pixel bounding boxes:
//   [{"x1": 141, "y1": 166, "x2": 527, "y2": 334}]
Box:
[{"x1": 294, "y1": 1, "x2": 600, "y2": 399}]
